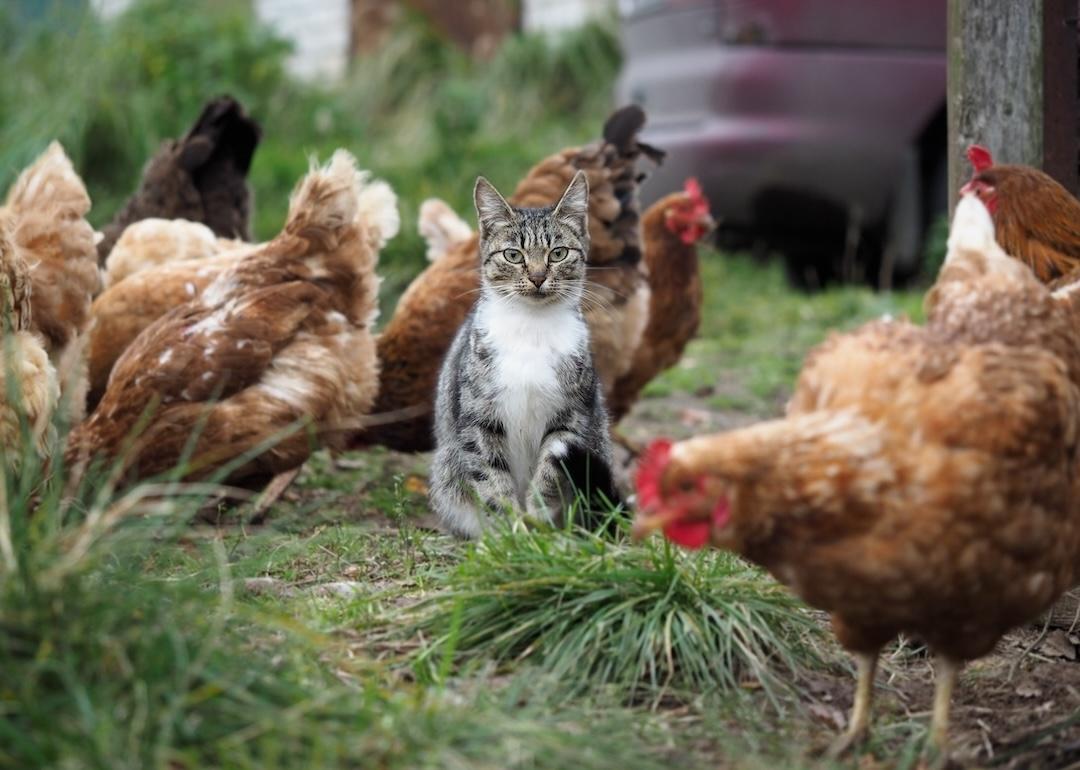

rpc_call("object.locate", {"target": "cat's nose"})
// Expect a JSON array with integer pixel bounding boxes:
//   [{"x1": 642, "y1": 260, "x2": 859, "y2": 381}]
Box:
[{"x1": 528, "y1": 271, "x2": 547, "y2": 288}]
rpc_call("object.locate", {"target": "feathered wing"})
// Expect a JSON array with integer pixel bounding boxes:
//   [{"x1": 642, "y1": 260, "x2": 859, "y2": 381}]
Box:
[{"x1": 69, "y1": 151, "x2": 390, "y2": 485}]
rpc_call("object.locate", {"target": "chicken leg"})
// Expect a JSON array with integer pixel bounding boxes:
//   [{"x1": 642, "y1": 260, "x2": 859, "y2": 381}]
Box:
[
  {"x1": 925, "y1": 656, "x2": 959, "y2": 768},
  {"x1": 826, "y1": 651, "x2": 878, "y2": 759}
]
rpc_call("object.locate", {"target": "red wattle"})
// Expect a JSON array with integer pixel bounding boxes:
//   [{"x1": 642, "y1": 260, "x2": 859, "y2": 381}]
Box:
[
  {"x1": 664, "y1": 519, "x2": 710, "y2": 549},
  {"x1": 636, "y1": 439, "x2": 673, "y2": 508}
]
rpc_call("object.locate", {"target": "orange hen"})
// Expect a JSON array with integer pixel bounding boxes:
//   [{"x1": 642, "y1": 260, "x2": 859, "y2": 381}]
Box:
[
  {"x1": 962, "y1": 144, "x2": 1080, "y2": 282},
  {"x1": 633, "y1": 195, "x2": 1080, "y2": 763},
  {"x1": 68, "y1": 151, "x2": 396, "y2": 486}
]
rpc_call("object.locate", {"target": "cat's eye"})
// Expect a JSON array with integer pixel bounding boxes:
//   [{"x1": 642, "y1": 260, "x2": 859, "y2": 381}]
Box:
[
  {"x1": 549, "y1": 247, "x2": 570, "y2": 263},
  {"x1": 503, "y1": 248, "x2": 524, "y2": 264}
]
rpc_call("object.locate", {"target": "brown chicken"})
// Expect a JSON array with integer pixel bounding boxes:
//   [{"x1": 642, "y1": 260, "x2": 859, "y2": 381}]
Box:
[
  {"x1": 97, "y1": 96, "x2": 261, "y2": 262},
  {"x1": 632, "y1": 195, "x2": 1080, "y2": 764},
  {"x1": 358, "y1": 105, "x2": 664, "y2": 452},
  {"x1": 1, "y1": 142, "x2": 101, "y2": 421},
  {"x1": 0, "y1": 221, "x2": 59, "y2": 472},
  {"x1": 68, "y1": 151, "x2": 396, "y2": 486},
  {"x1": 962, "y1": 144, "x2": 1080, "y2": 282},
  {"x1": 102, "y1": 217, "x2": 247, "y2": 289},
  {"x1": 607, "y1": 178, "x2": 714, "y2": 421}
]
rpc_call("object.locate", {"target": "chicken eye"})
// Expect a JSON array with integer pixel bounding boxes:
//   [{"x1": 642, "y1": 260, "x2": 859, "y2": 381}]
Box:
[
  {"x1": 503, "y1": 248, "x2": 524, "y2": 264},
  {"x1": 549, "y1": 247, "x2": 570, "y2": 263}
]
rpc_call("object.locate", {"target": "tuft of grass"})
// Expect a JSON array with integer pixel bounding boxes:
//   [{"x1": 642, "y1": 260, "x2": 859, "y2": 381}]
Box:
[{"x1": 401, "y1": 523, "x2": 829, "y2": 708}]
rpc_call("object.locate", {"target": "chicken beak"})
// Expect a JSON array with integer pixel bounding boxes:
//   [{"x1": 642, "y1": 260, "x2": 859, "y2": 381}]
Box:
[
  {"x1": 630, "y1": 508, "x2": 682, "y2": 542},
  {"x1": 699, "y1": 213, "x2": 718, "y2": 234}
]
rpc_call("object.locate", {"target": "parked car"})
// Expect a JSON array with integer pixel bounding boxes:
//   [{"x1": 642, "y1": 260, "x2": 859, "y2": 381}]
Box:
[{"x1": 615, "y1": 0, "x2": 947, "y2": 288}]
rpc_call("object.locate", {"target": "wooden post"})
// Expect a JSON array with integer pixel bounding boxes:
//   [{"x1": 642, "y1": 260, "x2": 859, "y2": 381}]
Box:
[{"x1": 948, "y1": 0, "x2": 1079, "y2": 205}]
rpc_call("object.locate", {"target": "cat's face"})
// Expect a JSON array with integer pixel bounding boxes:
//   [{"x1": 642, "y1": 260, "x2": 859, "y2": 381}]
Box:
[{"x1": 473, "y1": 171, "x2": 589, "y2": 307}]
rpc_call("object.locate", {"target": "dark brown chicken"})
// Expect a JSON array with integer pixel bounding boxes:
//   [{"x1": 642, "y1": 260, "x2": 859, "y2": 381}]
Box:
[
  {"x1": 356, "y1": 105, "x2": 663, "y2": 452},
  {"x1": 633, "y1": 195, "x2": 1080, "y2": 765},
  {"x1": 962, "y1": 144, "x2": 1080, "y2": 282},
  {"x1": 97, "y1": 96, "x2": 261, "y2": 262}
]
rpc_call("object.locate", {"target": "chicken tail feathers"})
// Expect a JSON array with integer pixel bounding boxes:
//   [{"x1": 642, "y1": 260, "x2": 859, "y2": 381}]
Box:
[
  {"x1": 285, "y1": 150, "x2": 364, "y2": 248},
  {"x1": 180, "y1": 95, "x2": 262, "y2": 175},
  {"x1": 418, "y1": 198, "x2": 473, "y2": 262},
  {"x1": 4, "y1": 141, "x2": 91, "y2": 219},
  {"x1": 603, "y1": 104, "x2": 667, "y2": 164},
  {"x1": 357, "y1": 178, "x2": 400, "y2": 250}
]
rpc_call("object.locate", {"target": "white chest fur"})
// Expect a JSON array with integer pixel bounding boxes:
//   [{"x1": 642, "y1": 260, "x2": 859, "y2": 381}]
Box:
[{"x1": 476, "y1": 295, "x2": 587, "y2": 505}]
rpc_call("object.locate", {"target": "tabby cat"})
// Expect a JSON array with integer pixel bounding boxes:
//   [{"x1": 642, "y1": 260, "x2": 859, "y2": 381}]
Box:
[{"x1": 430, "y1": 170, "x2": 616, "y2": 538}]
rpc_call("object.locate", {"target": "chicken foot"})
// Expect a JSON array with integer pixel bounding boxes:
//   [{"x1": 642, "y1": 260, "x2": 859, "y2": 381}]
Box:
[
  {"x1": 924, "y1": 656, "x2": 959, "y2": 768},
  {"x1": 826, "y1": 651, "x2": 878, "y2": 759}
]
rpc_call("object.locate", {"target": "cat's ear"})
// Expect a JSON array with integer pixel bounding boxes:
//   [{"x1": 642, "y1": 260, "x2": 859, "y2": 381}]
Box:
[
  {"x1": 552, "y1": 170, "x2": 589, "y2": 236},
  {"x1": 474, "y1": 176, "x2": 515, "y2": 236}
]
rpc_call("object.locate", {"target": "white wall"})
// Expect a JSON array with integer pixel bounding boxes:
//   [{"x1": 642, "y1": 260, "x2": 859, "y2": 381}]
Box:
[
  {"x1": 522, "y1": 0, "x2": 614, "y2": 32},
  {"x1": 255, "y1": 0, "x2": 349, "y2": 80}
]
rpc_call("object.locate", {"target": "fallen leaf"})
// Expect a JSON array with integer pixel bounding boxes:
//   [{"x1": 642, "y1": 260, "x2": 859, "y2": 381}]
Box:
[
  {"x1": 808, "y1": 702, "x2": 846, "y2": 731},
  {"x1": 1015, "y1": 680, "x2": 1043, "y2": 699},
  {"x1": 404, "y1": 475, "x2": 429, "y2": 495},
  {"x1": 1040, "y1": 629, "x2": 1077, "y2": 660}
]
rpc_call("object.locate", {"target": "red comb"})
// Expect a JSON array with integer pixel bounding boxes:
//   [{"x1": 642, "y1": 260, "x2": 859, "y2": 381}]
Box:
[
  {"x1": 967, "y1": 145, "x2": 993, "y2": 173},
  {"x1": 684, "y1": 178, "x2": 703, "y2": 201},
  {"x1": 636, "y1": 439, "x2": 673, "y2": 509}
]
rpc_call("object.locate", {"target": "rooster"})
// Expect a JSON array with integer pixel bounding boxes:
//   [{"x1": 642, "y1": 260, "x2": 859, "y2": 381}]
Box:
[
  {"x1": 607, "y1": 178, "x2": 714, "y2": 422},
  {"x1": 961, "y1": 144, "x2": 1080, "y2": 282},
  {"x1": 632, "y1": 195, "x2": 1080, "y2": 765},
  {"x1": 1, "y1": 142, "x2": 101, "y2": 422},
  {"x1": 357, "y1": 105, "x2": 664, "y2": 453},
  {"x1": 97, "y1": 96, "x2": 261, "y2": 263},
  {"x1": 68, "y1": 151, "x2": 396, "y2": 487}
]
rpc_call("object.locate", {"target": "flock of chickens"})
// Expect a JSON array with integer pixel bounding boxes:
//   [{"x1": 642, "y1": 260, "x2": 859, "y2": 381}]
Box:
[
  {"x1": 0, "y1": 97, "x2": 713, "y2": 490},
  {"x1": 7, "y1": 88, "x2": 1080, "y2": 763}
]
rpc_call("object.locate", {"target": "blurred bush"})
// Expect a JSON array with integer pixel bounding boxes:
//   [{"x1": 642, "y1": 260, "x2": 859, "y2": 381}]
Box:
[{"x1": 0, "y1": 0, "x2": 621, "y2": 314}]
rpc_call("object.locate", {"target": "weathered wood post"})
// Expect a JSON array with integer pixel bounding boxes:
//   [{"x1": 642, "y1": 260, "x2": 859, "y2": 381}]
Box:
[{"x1": 947, "y1": 0, "x2": 1078, "y2": 206}]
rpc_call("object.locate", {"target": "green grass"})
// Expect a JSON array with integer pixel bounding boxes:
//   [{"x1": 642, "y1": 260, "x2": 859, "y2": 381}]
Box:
[
  {"x1": 398, "y1": 523, "x2": 830, "y2": 708},
  {"x1": 643, "y1": 251, "x2": 925, "y2": 417}
]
